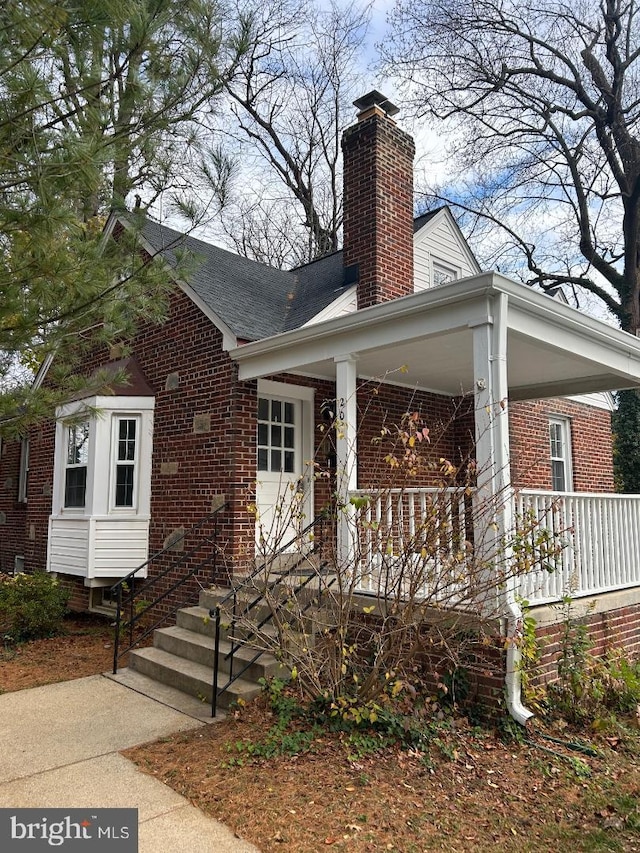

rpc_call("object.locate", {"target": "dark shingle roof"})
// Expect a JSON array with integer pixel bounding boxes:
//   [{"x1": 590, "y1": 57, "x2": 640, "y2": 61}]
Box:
[
  {"x1": 140, "y1": 211, "x2": 443, "y2": 342},
  {"x1": 141, "y1": 220, "x2": 298, "y2": 341},
  {"x1": 413, "y1": 208, "x2": 441, "y2": 233},
  {"x1": 285, "y1": 251, "x2": 351, "y2": 331}
]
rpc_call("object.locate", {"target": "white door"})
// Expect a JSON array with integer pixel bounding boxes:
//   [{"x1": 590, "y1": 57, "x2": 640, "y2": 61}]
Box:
[{"x1": 256, "y1": 393, "x2": 306, "y2": 552}]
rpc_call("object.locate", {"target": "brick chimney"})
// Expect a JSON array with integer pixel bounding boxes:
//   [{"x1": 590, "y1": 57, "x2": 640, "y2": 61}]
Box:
[{"x1": 342, "y1": 91, "x2": 415, "y2": 310}]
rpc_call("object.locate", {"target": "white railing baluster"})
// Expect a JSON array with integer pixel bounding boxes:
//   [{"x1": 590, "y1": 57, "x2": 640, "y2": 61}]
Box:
[
  {"x1": 515, "y1": 490, "x2": 640, "y2": 604},
  {"x1": 347, "y1": 487, "x2": 640, "y2": 604}
]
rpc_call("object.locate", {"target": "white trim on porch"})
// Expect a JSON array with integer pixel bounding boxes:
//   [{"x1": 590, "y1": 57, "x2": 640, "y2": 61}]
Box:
[{"x1": 229, "y1": 271, "x2": 640, "y2": 612}]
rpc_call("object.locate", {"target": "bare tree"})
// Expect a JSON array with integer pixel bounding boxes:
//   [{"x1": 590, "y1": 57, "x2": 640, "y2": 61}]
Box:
[
  {"x1": 385, "y1": 0, "x2": 640, "y2": 331},
  {"x1": 203, "y1": 0, "x2": 370, "y2": 267}
]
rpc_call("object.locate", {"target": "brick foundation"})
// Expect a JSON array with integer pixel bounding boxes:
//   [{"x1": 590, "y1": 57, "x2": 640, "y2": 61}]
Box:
[{"x1": 530, "y1": 592, "x2": 640, "y2": 686}]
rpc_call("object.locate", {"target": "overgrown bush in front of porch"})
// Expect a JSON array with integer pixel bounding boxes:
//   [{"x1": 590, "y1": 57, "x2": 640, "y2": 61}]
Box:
[
  {"x1": 0, "y1": 571, "x2": 69, "y2": 644},
  {"x1": 230, "y1": 390, "x2": 565, "y2": 726},
  {"x1": 521, "y1": 596, "x2": 640, "y2": 732}
]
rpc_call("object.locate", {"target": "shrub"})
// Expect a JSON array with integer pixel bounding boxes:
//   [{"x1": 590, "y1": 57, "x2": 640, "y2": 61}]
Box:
[
  {"x1": 545, "y1": 600, "x2": 640, "y2": 728},
  {"x1": 0, "y1": 571, "x2": 69, "y2": 643}
]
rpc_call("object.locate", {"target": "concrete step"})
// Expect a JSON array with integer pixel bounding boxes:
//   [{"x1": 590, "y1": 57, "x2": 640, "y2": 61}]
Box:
[
  {"x1": 154, "y1": 625, "x2": 288, "y2": 682},
  {"x1": 105, "y1": 667, "x2": 222, "y2": 723},
  {"x1": 127, "y1": 646, "x2": 262, "y2": 711},
  {"x1": 178, "y1": 604, "x2": 317, "y2": 650},
  {"x1": 199, "y1": 586, "x2": 330, "y2": 632}
]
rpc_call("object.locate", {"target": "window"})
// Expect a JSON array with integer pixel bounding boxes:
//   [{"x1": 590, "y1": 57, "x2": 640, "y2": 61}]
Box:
[
  {"x1": 257, "y1": 397, "x2": 296, "y2": 473},
  {"x1": 18, "y1": 439, "x2": 29, "y2": 503},
  {"x1": 432, "y1": 261, "x2": 458, "y2": 287},
  {"x1": 64, "y1": 422, "x2": 89, "y2": 507},
  {"x1": 114, "y1": 417, "x2": 137, "y2": 507},
  {"x1": 549, "y1": 418, "x2": 572, "y2": 492}
]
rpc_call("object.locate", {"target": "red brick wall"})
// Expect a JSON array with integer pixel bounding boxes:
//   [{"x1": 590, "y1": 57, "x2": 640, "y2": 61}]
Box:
[
  {"x1": 342, "y1": 109, "x2": 415, "y2": 309},
  {"x1": 0, "y1": 439, "x2": 28, "y2": 574},
  {"x1": 533, "y1": 600, "x2": 640, "y2": 685},
  {"x1": 509, "y1": 398, "x2": 614, "y2": 491},
  {"x1": 355, "y1": 382, "x2": 460, "y2": 488},
  {"x1": 56, "y1": 575, "x2": 91, "y2": 612}
]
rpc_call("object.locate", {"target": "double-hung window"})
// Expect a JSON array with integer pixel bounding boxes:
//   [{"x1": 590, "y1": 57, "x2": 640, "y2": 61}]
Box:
[
  {"x1": 64, "y1": 422, "x2": 90, "y2": 507},
  {"x1": 549, "y1": 418, "x2": 573, "y2": 492},
  {"x1": 114, "y1": 417, "x2": 137, "y2": 507}
]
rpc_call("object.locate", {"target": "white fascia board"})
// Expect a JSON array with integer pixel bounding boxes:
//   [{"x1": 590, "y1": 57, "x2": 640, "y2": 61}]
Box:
[
  {"x1": 56, "y1": 395, "x2": 155, "y2": 421},
  {"x1": 231, "y1": 274, "x2": 497, "y2": 380},
  {"x1": 504, "y1": 281, "x2": 640, "y2": 379},
  {"x1": 566, "y1": 391, "x2": 616, "y2": 411},
  {"x1": 177, "y1": 280, "x2": 238, "y2": 351},
  {"x1": 94, "y1": 395, "x2": 155, "y2": 411},
  {"x1": 32, "y1": 352, "x2": 55, "y2": 390},
  {"x1": 232, "y1": 271, "x2": 640, "y2": 390},
  {"x1": 414, "y1": 207, "x2": 482, "y2": 274}
]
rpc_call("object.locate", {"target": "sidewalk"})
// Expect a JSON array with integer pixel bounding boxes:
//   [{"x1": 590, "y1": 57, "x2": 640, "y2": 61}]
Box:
[{"x1": 0, "y1": 674, "x2": 260, "y2": 852}]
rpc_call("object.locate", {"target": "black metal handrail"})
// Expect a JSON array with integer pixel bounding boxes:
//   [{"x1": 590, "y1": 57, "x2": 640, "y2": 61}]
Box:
[
  {"x1": 210, "y1": 510, "x2": 334, "y2": 716},
  {"x1": 112, "y1": 503, "x2": 228, "y2": 673}
]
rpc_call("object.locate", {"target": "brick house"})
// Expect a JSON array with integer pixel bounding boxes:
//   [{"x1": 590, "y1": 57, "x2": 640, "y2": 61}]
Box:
[{"x1": 3, "y1": 91, "x2": 640, "y2": 720}]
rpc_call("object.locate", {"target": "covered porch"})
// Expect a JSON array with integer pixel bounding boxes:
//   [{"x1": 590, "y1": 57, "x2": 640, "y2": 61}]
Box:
[{"x1": 230, "y1": 271, "x2": 640, "y2": 608}]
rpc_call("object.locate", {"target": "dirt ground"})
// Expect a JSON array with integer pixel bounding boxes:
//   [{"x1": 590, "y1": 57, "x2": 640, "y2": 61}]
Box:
[
  {"x1": 124, "y1": 699, "x2": 640, "y2": 853},
  {"x1": 0, "y1": 613, "x2": 116, "y2": 693},
  {"x1": 2, "y1": 618, "x2": 639, "y2": 852}
]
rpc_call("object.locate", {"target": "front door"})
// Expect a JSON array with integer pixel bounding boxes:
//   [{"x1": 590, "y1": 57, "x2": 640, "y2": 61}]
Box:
[{"x1": 256, "y1": 392, "x2": 306, "y2": 553}]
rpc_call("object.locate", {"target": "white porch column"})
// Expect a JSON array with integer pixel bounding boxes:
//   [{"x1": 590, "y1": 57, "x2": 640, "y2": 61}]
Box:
[
  {"x1": 473, "y1": 295, "x2": 532, "y2": 724},
  {"x1": 471, "y1": 293, "x2": 511, "y2": 612},
  {"x1": 335, "y1": 354, "x2": 358, "y2": 566}
]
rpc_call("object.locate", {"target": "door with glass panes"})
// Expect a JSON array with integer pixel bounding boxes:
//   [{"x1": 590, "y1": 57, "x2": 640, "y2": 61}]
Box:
[{"x1": 256, "y1": 393, "x2": 304, "y2": 551}]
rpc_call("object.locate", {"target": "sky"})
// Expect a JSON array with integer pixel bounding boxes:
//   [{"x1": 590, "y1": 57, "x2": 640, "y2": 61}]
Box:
[{"x1": 155, "y1": 0, "x2": 621, "y2": 329}]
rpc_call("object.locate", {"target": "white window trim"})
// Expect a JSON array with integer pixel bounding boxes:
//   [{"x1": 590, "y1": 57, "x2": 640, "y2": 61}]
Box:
[
  {"x1": 431, "y1": 259, "x2": 460, "y2": 287},
  {"x1": 64, "y1": 421, "x2": 90, "y2": 509},
  {"x1": 257, "y1": 380, "x2": 314, "y2": 463},
  {"x1": 109, "y1": 414, "x2": 141, "y2": 512},
  {"x1": 549, "y1": 416, "x2": 573, "y2": 492},
  {"x1": 51, "y1": 395, "x2": 154, "y2": 519}
]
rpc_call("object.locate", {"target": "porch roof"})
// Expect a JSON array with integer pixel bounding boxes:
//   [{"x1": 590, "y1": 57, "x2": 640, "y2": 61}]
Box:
[{"x1": 229, "y1": 272, "x2": 640, "y2": 401}]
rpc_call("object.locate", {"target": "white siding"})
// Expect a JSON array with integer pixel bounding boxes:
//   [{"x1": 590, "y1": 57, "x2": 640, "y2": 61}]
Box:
[
  {"x1": 48, "y1": 517, "x2": 149, "y2": 578},
  {"x1": 305, "y1": 285, "x2": 357, "y2": 326},
  {"x1": 93, "y1": 519, "x2": 149, "y2": 576},
  {"x1": 48, "y1": 518, "x2": 90, "y2": 576},
  {"x1": 414, "y1": 210, "x2": 480, "y2": 292}
]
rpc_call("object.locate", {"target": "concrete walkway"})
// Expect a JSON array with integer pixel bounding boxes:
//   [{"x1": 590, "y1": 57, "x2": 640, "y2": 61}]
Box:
[{"x1": 0, "y1": 674, "x2": 260, "y2": 852}]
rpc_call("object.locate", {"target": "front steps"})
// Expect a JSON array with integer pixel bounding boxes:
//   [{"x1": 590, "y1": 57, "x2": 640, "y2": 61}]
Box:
[{"x1": 120, "y1": 588, "x2": 290, "y2": 716}]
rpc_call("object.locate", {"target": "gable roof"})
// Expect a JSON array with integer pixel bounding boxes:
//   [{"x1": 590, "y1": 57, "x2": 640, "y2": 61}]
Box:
[
  {"x1": 412, "y1": 208, "x2": 440, "y2": 233},
  {"x1": 140, "y1": 219, "x2": 350, "y2": 342},
  {"x1": 139, "y1": 208, "x2": 475, "y2": 343}
]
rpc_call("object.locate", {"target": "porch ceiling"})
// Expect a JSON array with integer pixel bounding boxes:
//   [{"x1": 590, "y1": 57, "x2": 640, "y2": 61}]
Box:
[{"x1": 230, "y1": 272, "x2": 640, "y2": 401}]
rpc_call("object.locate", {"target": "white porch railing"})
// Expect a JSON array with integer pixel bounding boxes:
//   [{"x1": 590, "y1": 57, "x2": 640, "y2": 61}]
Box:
[
  {"x1": 349, "y1": 487, "x2": 640, "y2": 607},
  {"x1": 349, "y1": 488, "x2": 472, "y2": 601},
  {"x1": 516, "y1": 490, "x2": 640, "y2": 605}
]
